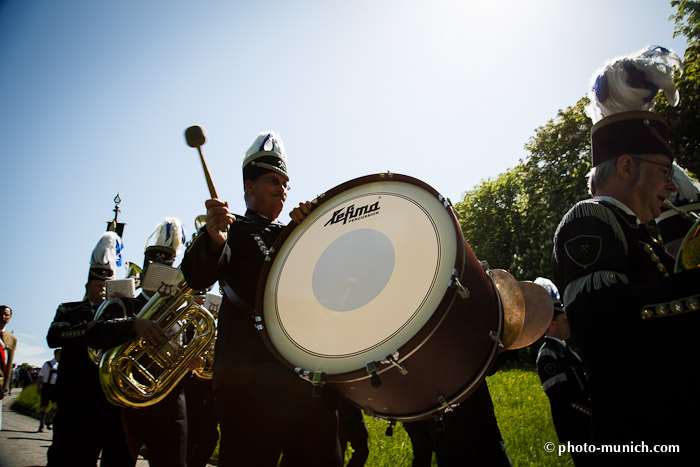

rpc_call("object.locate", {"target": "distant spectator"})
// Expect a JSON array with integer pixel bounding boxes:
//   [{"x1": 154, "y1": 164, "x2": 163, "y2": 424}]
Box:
[
  {"x1": 9, "y1": 364, "x2": 19, "y2": 395},
  {"x1": 37, "y1": 349, "x2": 61, "y2": 432},
  {"x1": 1, "y1": 305, "x2": 17, "y2": 431}
]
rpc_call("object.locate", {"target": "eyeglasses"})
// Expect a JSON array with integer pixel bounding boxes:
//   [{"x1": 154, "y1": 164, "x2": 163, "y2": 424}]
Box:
[
  {"x1": 257, "y1": 175, "x2": 291, "y2": 191},
  {"x1": 631, "y1": 156, "x2": 674, "y2": 183}
]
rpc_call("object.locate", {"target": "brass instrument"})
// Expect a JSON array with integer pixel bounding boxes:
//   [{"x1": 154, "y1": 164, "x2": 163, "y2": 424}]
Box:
[
  {"x1": 98, "y1": 276, "x2": 216, "y2": 408},
  {"x1": 662, "y1": 200, "x2": 700, "y2": 272},
  {"x1": 191, "y1": 300, "x2": 217, "y2": 380}
]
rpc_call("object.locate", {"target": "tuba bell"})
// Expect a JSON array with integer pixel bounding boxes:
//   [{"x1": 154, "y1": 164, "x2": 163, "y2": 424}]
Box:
[
  {"x1": 97, "y1": 276, "x2": 216, "y2": 408},
  {"x1": 662, "y1": 200, "x2": 700, "y2": 272}
]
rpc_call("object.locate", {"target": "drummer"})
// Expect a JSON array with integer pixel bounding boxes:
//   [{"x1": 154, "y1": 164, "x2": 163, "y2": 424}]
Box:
[
  {"x1": 181, "y1": 131, "x2": 342, "y2": 466},
  {"x1": 551, "y1": 47, "x2": 700, "y2": 463}
]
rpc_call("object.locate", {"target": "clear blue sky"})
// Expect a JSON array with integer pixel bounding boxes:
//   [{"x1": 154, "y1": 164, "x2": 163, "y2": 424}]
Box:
[{"x1": 0, "y1": 0, "x2": 688, "y2": 366}]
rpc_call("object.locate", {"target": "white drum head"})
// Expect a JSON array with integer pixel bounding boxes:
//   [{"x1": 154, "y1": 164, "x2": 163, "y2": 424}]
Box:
[{"x1": 260, "y1": 177, "x2": 459, "y2": 375}]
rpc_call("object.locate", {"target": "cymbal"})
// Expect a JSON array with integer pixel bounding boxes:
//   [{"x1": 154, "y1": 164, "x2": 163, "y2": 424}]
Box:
[
  {"x1": 508, "y1": 281, "x2": 554, "y2": 350},
  {"x1": 490, "y1": 269, "x2": 525, "y2": 350}
]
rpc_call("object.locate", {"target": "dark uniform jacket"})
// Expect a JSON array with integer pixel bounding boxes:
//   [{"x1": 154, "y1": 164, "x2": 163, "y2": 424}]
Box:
[
  {"x1": 181, "y1": 209, "x2": 326, "y2": 415},
  {"x1": 47, "y1": 300, "x2": 102, "y2": 403},
  {"x1": 536, "y1": 336, "x2": 591, "y2": 443},
  {"x1": 47, "y1": 299, "x2": 133, "y2": 466},
  {"x1": 552, "y1": 198, "x2": 700, "y2": 453}
]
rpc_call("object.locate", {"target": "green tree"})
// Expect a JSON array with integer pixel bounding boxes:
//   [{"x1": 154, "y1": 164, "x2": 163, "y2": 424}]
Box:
[
  {"x1": 455, "y1": 166, "x2": 525, "y2": 275},
  {"x1": 657, "y1": 0, "x2": 700, "y2": 173},
  {"x1": 454, "y1": 99, "x2": 591, "y2": 281}
]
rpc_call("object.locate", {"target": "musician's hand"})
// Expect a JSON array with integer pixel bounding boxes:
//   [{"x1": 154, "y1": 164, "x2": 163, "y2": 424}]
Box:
[
  {"x1": 187, "y1": 355, "x2": 204, "y2": 372},
  {"x1": 290, "y1": 201, "x2": 313, "y2": 224},
  {"x1": 132, "y1": 318, "x2": 166, "y2": 346},
  {"x1": 205, "y1": 198, "x2": 235, "y2": 246}
]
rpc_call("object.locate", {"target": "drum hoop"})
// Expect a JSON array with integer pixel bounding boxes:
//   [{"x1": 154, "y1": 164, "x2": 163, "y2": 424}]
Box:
[{"x1": 255, "y1": 173, "x2": 463, "y2": 374}]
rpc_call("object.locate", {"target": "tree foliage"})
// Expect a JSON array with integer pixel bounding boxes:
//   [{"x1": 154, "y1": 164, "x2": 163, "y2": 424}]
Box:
[
  {"x1": 454, "y1": 100, "x2": 591, "y2": 281},
  {"x1": 657, "y1": 0, "x2": 700, "y2": 173}
]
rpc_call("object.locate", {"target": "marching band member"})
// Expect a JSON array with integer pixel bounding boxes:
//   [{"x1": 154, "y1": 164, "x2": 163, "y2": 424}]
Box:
[
  {"x1": 551, "y1": 46, "x2": 699, "y2": 464},
  {"x1": 181, "y1": 131, "x2": 342, "y2": 466},
  {"x1": 46, "y1": 232, "x2": 131, "y2": 466},
  {"x1": 87, "y1": 218, "x2": 188, "y2": 467}
]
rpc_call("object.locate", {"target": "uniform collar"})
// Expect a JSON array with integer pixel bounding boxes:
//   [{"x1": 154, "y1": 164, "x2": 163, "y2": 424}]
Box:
[
  {"x1": 596, "y1": 196, "x2": 641, "y2": 224},
  {"x1": 545, "y1": 335, "x2": 567, "y2": 347},
  {"x1": 245, "y1": 209, "x2": 284, "y2": 226}
]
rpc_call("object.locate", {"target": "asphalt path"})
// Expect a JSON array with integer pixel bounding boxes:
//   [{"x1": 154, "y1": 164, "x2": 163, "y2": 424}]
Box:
[{"x1": 0, "y1": 392, "x2": 151, "y2": 467}]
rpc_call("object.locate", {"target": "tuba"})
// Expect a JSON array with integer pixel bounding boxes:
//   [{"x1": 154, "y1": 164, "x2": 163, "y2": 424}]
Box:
[
  {"x1": 98, "y1": 276, "x2": 216, "y2": 408},
  {"x1": 662, "y1": 200, "x2": 700, "y2": 272},
  {"x1": 191, "y1": 304, "x2": 217, "y2": 380}
]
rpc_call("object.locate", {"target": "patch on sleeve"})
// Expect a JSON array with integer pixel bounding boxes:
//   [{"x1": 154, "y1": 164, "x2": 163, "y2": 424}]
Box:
[
  {"x1": 543, "y1": 362, "x2": 557, "y2": 375},
  {"x1": 564, "y1": 235, "x2": 602, "y2": 268}
]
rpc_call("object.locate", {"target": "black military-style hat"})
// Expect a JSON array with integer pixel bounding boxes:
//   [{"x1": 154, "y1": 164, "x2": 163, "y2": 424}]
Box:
[
  {"x1": 586, "y1": 46, "x2": 682, "y2": 167},
  {"x1": 590, "y1": 111, "x2": 673, "y2": 167}
]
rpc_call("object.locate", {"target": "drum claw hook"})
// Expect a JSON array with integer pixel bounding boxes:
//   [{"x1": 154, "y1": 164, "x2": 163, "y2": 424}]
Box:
[
  {"x1": 381, "y1": 352, "x2": 408, "y2": 375},
  {"x1": 449, "y1": 269, "x2": 470, "y2": 298}
]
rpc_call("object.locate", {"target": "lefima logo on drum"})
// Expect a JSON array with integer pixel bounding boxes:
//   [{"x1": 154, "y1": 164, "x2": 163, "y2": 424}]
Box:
[{"x1": 324, "y1": 200, "x2": 381, "y2": 226}]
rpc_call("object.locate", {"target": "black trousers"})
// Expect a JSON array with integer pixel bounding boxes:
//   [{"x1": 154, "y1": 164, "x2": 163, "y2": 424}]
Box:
[
  {"x1": 121, "y1": 388, "x2": 187, "y2": 467},
  {"x1": 215, "y1": 383, "x2": 342, "y2": 467},
  {"x1": 184, "y1": 376, "x2": 219, "y2": 467},
  {"x1": 48, "y1": 389, "x2": 132, "y2": 467}
]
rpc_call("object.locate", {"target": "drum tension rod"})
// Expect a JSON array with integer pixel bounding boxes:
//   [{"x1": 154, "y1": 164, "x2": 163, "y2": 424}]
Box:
[
  {"x1": 437, "y1": 395, "x2": 456, "y2": 414},
  {"x1": 449, "y1": 269, "x2": 470, "y2": 298},
  {"x1": 295, "y1": 368, "x2": 325, "y2": 397},
  {"x1": 380, "y1": 351, "x2": 408, "y2": 375},
  {"x1": 489, "y1": 330, "x2": 504, "y2": 349}
]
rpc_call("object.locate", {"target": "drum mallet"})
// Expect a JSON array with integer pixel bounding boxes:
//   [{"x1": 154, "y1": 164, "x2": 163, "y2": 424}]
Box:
[{"x1": 185, "y1": 125, "x2": 219, "y2": 199}]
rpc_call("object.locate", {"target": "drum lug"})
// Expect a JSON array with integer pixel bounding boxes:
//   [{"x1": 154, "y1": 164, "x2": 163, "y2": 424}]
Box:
[
  {"x1": 380, "y1": 351, "x2": 408, "y2": 375},
  {"x1": 449, "y1": 269, "x2": 470, "y2": 298},
  {"x1": 438, "y1": 194, "x2": 453, "y2": 210},
  {"x1": 366, "y1": 362, "x2": 382, "y2": 388},
  {"x1": 253, "y1": 315, "x2": 264, "y2": 331}
]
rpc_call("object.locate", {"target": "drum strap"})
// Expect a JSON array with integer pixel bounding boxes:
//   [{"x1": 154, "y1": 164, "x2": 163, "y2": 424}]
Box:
[{"x1": 221, "y1": 281, "x2": 255, "y2": 316}]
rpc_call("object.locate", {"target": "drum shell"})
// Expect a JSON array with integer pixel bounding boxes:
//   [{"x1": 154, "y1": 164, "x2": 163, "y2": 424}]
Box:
[
  {"x1": 255, "y1": 174, "x2": 502, "y2": 421},
  {"x1": 326, "y1": 237, "x2": 501, "y2": 421}
]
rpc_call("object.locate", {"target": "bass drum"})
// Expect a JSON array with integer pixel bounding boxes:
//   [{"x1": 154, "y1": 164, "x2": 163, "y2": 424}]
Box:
[{"x1": 256, "y1": 173, "x2": 503, "y2": 421}]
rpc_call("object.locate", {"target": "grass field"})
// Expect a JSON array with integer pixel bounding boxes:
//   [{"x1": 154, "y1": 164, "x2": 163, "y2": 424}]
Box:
[
  {"x1": 354, "y1": 368, "x2": 574, "y2": 466},
  {"x1": 13, "y1": 369, "x2": 574, "y2": 466}
]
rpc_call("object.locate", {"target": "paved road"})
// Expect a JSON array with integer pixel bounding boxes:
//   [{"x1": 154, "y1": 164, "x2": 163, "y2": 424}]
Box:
[{"x1": 0, "y1": 392, "x2": 150, "y2": 467}]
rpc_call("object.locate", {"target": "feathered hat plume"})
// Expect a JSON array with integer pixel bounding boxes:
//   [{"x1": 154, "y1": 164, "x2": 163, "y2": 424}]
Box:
[
  {"x1": 88, "y1": 231, "x2": 123, "y2": 281},
  {"x1": 144, "y1": 217, "x2": 186, "y2": 265},
  {"x1": 587, "y1": 45, "x2": 682, "y2": 124}
]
